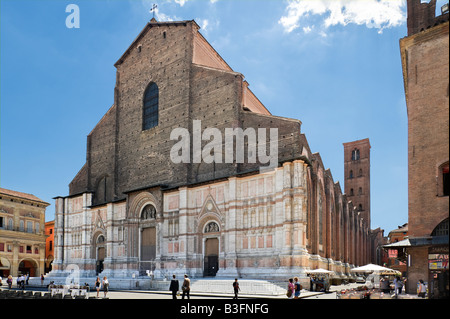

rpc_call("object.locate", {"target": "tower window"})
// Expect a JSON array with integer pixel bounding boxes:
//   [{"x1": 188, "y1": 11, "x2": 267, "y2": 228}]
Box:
[
  {"x1": 438, "y1": 162, "x2": 449, "y2": 196},
  {"x1": 351, "y1": 149, "x2": 360, "y2": 161},
  {"x1": 349, "y1": 170, "x2": 353, "y2": 179},
  {"x1": 143, "y1": 82, "x2": 159, "y2": 130}
]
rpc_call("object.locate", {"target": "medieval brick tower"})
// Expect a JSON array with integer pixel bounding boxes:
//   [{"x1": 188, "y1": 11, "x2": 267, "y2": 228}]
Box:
[
  {"x1": 343, "y1": 138, "x2": 371, "y2": 228},
  {"x1": 399, "y1": 0, "x2": 449, "y2": 297}
]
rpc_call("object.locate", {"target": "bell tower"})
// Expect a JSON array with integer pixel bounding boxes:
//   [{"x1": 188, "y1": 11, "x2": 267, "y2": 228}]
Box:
[{"x1": 343, "y1": 138, "x2": 371, "y2": 227}]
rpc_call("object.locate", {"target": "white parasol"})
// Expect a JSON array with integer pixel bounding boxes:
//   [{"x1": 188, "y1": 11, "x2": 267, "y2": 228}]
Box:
[
  {"x1": 305, "y1": 268, "x2": 336, "y2": 276},
  {"x1": 350, "y1": 263, "x2": 401, "y2": 275}
]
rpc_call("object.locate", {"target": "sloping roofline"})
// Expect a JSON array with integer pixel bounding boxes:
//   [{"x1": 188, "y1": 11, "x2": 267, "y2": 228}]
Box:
[{"x1": 114, "y1": 19, "x2": 199, "y2": 67}]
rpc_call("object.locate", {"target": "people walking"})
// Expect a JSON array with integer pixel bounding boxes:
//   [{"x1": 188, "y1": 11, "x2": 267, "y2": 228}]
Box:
[
  {"x1": 232, "y1": 278, "x2": 240, "y2": 299},
  {"x1": 169, "y1": 275, "x2": 179, "y2": 299},
  {"x1": 95, "y1": 277, "x2": 102, "y2": 298},
  {"x1": 394, "y1": 276, "x2": 403, "y2": 296},
  {"x1": 287, "y1": 278, "x2": 295, "y2": 299},
  {"x1": 380, "y1": 276, "x2": 390, "y2": 293},
  {"x1": 181, "y1": 274, "x2": 190, "y2": 299},
  {"x1": 102, "y1": 276, "x2": 109, "y2": 298},
  {"x1": 41, "y1": 274, "x2": 44, "y2": 286},
  {"x1": 294, "y1": 277, "x2": 302, "y2": 299},
  {"x1": 18, "y1": 275, "x2": 25, "y2": 290},
  {"x1": 7, "y1": 275, "x2": 12, "y2": 289}
]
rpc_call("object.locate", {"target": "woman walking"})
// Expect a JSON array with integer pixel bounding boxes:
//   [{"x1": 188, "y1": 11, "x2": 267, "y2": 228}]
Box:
[
  {"x1": 102, "y1": 276, "x2": 109, "y2": 298},
  {"x1": 95, "y1": 277, "x2": 102, "y2": 298}
]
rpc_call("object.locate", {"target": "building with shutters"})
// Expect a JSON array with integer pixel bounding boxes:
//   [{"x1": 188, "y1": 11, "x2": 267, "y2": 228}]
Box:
[{"x1": 0, "y1": 188, "x2": 49, "y2": 278}]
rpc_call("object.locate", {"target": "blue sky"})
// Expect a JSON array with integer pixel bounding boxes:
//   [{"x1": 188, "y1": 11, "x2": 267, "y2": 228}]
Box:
[{"x1": 2, "y1": 0, "x2": 442, "y2": 233}]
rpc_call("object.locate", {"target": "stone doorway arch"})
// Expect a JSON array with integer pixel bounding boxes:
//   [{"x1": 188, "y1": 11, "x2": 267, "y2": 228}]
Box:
[
  {"x1": 92, "y1": 233, "x2": 106, "y2": 275},
  {"x1": 202, "y1": 221, "x2": 220, "y2": 277},
  {"x1": 18, "y1": 258, "x2": 38, "y2": 277},
  {"x1": 0, "y1": 257, "x2": 11, "y2": 277}
]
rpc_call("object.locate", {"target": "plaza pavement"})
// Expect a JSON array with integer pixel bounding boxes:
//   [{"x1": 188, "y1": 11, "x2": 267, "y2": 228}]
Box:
[{"x1": 1, "y1": 281, "x2": 363, "y2": 299}]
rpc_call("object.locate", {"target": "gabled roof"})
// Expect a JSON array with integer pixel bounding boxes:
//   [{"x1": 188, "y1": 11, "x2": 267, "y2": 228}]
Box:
[{"x1": 114, "y1": 19, "x2": 199, "y2": 67}]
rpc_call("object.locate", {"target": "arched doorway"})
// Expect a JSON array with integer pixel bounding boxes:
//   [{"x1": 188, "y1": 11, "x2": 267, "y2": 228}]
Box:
[
  {"x1": 429, "y1": 218, "x2": 449, "y2": 299},
  {"x1": 203, "y1": 221, "x2": 220, "y2": 277},
  {"x1": 140, "y1": 204, "x2": 157, "y2": 275},
  {"x1": 18, "y1": 259, "x2": 38, "y2": 277},
  {"x1": 94, "y1": 234, "x2": 106, "y2": 275},
  {"x1": 0, "y1": 257, "x2": 11, "y2": 277}
]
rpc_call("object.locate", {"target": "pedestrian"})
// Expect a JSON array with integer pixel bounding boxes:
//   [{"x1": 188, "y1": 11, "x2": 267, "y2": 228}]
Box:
[
  {"x1": 294, "y1": 277, "x2": 302, "y2": 299},
  {"x1": 7, "y1": 275, "x2": 12, "y2": 289},
  {"x1": 102, "y1": 276, "x2": 109, "y2": 298},
  {"x1": 95, "y1": 277, "x2": 102, "y2": 298},
  {"x1": 26, "y1": 273, "x2": 30, "y2": 285},
  {"x1": 417, "y1": 279, "x2": 426, "y2": 298},
  {"x1": 181, "y1": 274, "x2": 190, "y2": 299},
  {"x1": 18, "y1": 275, "x2": 25, "y2": 290},
  {"x1": 287, "y1": 278, "x2": 295, "y2": 299},
  {"x1": 394, "y1": 276, "x2": 402, "y2": 296},
  {"x1": 41, "y1": 274, "x2": 44, "y2": 286},
  {"x1": 232, "y1": 278, "x2": 240, "y2": 299},
  {"x1": 380, "y1": 276, "x2": 390, "y2": 293},
  {"x1": 169, "y1": 275, "x2": 179, "y2": 299}
]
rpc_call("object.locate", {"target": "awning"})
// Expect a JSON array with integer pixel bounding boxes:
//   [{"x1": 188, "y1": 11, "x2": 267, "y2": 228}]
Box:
[
  {"x1": 383, "y1": 238, "x2": 411, "y2": 248},
  {"x1": 383, "y1": 236, "x2": 448, "y2": 249}
]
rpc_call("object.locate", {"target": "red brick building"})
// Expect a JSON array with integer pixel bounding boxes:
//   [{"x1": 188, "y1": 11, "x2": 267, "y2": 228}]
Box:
[{"x1": 399, "y1": 0, "x2": 449, "y2": 298}]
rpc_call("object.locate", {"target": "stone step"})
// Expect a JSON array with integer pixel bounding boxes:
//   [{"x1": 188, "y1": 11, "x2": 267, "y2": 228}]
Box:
[
  {"x1": 188, "y1": 279, "x2": 287, "y2": 296},
  {"x1": 29, "y1": 277, "x2": 288, "y2": 296}
]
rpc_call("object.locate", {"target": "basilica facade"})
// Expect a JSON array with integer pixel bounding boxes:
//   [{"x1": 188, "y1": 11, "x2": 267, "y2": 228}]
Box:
[{"x1": 51, "y1": 19, "x2": 372, "y2": 281}]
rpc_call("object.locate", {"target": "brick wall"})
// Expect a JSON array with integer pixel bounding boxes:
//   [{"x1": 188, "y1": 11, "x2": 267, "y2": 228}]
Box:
[{"x1": 400, "y1": 22, "x2": 449, "y2": 238}]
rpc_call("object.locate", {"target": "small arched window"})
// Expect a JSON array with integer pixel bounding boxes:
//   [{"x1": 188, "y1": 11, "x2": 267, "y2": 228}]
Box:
[
  {"x1": 349, "y1": 170, "x2": 353, "y2": 179},
  {"x1": 350, "y1": 188, "x2": 354, "y2": 196},
  {"x1": 97, "y1": 235, "x2": 105, "y2": 244},
  {"x1": 431, "y1": 218, "x2": 448, "y2": 237},
  {"x1": 351, "y1": 149, "x2": 360, "y2": 161},
  {"x1": 358, "y1": 187, "x2": 363, "y2": 195},
  {"x1": 143, "y1": 82, "x2": 159, "y2": 130}
]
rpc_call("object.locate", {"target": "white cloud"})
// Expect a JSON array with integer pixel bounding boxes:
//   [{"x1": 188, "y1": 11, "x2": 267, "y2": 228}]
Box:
[
  {"x1": 174, "y1": 0, "x2": 189, "y2": 6},
  {"x1": 279, "y1": 0, "x2": 406, "y2": 34},
  {"x1": 156, "y1": 10, "x2": 179, "y2": 22},
  {"x1": 197, "y1": 18, "x2": 210, "y2": 31},
  {"x1": 303, "y1": 26, "x2": 312, "y2": 34}
]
